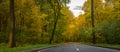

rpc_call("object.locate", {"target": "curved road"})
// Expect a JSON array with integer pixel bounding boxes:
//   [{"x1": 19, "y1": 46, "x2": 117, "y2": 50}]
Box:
[{"x1": 36, "y1": 44, "x2": 120, "y2": 52}]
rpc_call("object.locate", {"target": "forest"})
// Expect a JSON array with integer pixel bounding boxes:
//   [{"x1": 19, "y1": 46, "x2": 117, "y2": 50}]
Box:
[{"x1": 0, "y1": 0, "x2": 120, "y2": 50}]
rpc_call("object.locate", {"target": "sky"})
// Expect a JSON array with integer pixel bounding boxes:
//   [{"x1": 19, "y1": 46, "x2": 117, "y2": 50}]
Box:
[
  {"x1": 67, "y1": 0, "x2": 105, "y2": 17},
  {"x1": 67, "y1": 0, "x2": 87, "y2": 17}
]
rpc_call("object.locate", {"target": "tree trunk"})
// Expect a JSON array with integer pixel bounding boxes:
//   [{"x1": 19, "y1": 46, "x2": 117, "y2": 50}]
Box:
[
  {"x1": 0, "y1": 17, "x2": 1, "y2": 32},
  {"x1": 9, "y1": 0, "x2": 16, "y2": 48},
  {"x1": 91, "y1": 0, "x2": 96, "y2": 44},
  {"x1": 49, "y1": 10, "x2": 57, "y2": 44},
  {"x1": 49, "y1": 0, "x2": 61, "y2": 44}
]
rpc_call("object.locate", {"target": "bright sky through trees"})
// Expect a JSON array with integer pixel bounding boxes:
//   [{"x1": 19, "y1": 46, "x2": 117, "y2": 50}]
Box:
[
  {"x1": 67, "y1": 0, "x2": 105, "y2": 17},
  {"x1": 67, "y1": 0, "x2": 87, "y2": 17}
]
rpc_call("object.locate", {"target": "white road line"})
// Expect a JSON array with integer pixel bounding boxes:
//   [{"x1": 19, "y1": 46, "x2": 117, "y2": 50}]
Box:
[
  {"x1": 76, "y1": 48, "x2": 79, "y2": 51},
  {"x1": 37, "y1": 48, "x2": 49, "y2": 52},
  {"x1": 38, "y1": 51, "x2": 41, "y2": 52}
]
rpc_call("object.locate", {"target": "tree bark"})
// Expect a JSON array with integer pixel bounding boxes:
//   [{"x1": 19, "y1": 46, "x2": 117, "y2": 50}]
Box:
[
  {"x1": 9, "y1": 0, "x2": 16, "y2": 48},
  {"x1": 49, "y1": 0, "x2": 60, "y2": 44},
  {"x1": 91, "y1": 0, "x2": 96, "y2": 44}
]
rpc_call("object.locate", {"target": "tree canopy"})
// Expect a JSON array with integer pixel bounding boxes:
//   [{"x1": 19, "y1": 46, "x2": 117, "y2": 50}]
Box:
[{"x1": 0, "y1": 0, "x2": 120, "y2": 48}]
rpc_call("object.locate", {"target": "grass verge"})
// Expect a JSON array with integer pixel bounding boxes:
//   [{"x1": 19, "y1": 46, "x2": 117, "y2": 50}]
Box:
[
  {"x1": 0, "y1": 44, "x2": 55, "y2": 52},
  {"x1": 93, "y1": 44, "x2": 120, "y2": 50},
  {"x1": 80, "y1": 42, "x2": 120, "y2": 50}
]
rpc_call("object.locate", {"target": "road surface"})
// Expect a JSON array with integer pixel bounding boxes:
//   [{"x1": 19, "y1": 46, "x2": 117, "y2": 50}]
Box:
[{"x1": 36, "y1": 44, "x2": 120, "y2": 52}]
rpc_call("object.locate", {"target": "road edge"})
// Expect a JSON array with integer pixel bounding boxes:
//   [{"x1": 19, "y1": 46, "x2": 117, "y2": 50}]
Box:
[{"x1": 21, "y1": 44, "x2": 61, "y2": 52}]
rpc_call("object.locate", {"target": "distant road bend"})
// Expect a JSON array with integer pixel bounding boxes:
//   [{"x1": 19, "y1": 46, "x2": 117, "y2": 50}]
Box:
[{"x1": 33, "y1": 44, "x2": 120, "y2": 52}]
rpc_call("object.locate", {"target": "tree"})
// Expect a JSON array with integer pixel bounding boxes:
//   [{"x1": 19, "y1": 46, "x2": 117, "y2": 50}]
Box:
[
  {"x1": 9, "y1": 0, "x2": 16, "y2": 48},
  {"x1": 49, "y1": 0, "x2": 61, "y2": 44},
  {"x1": 91, "y1": 0, "x2": 96, "y2": 44},
  {"x1": 49, "y1": 0, "x2": 70, "y2": 44}
]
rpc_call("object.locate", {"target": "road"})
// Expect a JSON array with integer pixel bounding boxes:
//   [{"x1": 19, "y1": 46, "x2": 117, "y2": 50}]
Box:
[{"x1": 36, "y1": 44, "x2": 120, "y2": 52}]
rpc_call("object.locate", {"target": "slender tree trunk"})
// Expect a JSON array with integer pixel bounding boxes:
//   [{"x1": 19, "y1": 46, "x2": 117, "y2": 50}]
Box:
[
  {"x1": 91, "y1": 0, "x2": 96, "y2": 44},
  {"x1": 9, "y1": 0, "x2": 16, "y2": 48},
  {"x1": 41, "y1": 20, "x2": 44, "y2": 43},
  {"x1": 49, "y1": 10, "x2": 57, "y2": 44},
  {"x1": 0, "y1": 17, "x2": 1, "y2": 32},
  {"x1": 49, "y1": 0, "x2": 60, "y2": 44}
]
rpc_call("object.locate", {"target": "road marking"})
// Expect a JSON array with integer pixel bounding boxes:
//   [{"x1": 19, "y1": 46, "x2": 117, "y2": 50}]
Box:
[
  {"x1": 38, "y1": 51, "x2": 41, "y2": 52},
  {"x1": 76, "y1": 48, "x2": 79, "y2": 51},
  {"x1": 37, "y1": 49, "x2": 49, "y2": 52}
]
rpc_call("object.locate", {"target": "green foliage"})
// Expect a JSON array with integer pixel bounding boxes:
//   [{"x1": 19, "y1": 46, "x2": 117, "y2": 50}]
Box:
[
  {"x1": 79, "y1": 0, "x2": 120, "y2": 44},
  {"x1": 94, "y1": 44, "x2": 120, "y2": 49},
  {"x1": 0, "y1": 0, "x2": 73, "y2": 47},
  {"x1": 0, "y1": 44, "x2": 54, "y2": 52},
  {"x1": 0, "y1": 0, "x2": 120, "y2": 49}
]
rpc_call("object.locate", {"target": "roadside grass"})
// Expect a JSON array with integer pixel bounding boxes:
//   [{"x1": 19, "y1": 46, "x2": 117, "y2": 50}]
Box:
[
  {"x1": 93, "y1": 44, "x2": 120, "y2": 49},
  {"x1": 0, "y1": 44, "x2": 55, "y2": 52},
  {"x1": 81, "y1": 42, "x2": 120, "y2": 49}
]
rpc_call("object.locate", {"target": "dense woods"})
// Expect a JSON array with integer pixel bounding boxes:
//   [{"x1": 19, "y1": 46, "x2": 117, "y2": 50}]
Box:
[
  {"x1": 78, "y1": 0, "x2": 120, "y2": 44},
  {"x1": 0, "y1": 0, "x2": 120, "y2": 48}
]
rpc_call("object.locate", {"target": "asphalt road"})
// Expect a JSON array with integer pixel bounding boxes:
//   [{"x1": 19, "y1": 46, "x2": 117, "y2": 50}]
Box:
[{"x1": 37, "y1": 44, "x2": 120, "y2": 52}]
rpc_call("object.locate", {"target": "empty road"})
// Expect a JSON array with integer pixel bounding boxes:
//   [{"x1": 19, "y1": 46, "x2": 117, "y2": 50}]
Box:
[{"x1": 35, "y1": 44, "x2": 120, "y2": 52}]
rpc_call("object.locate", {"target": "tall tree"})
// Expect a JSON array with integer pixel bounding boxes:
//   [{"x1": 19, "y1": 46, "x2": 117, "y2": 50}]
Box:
[
  {"x1": 91, "y1": 0, "x2": 96, "y2": 44},
  {"x1": 9, "y1": 0, "x2": 16, "y2": 48},
  {"x1": 49, "y1": 0, "x2": 60, "y2": 44},
  {"x1": 49, "y1": 0, "x2": 70, "y2": 43}
]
